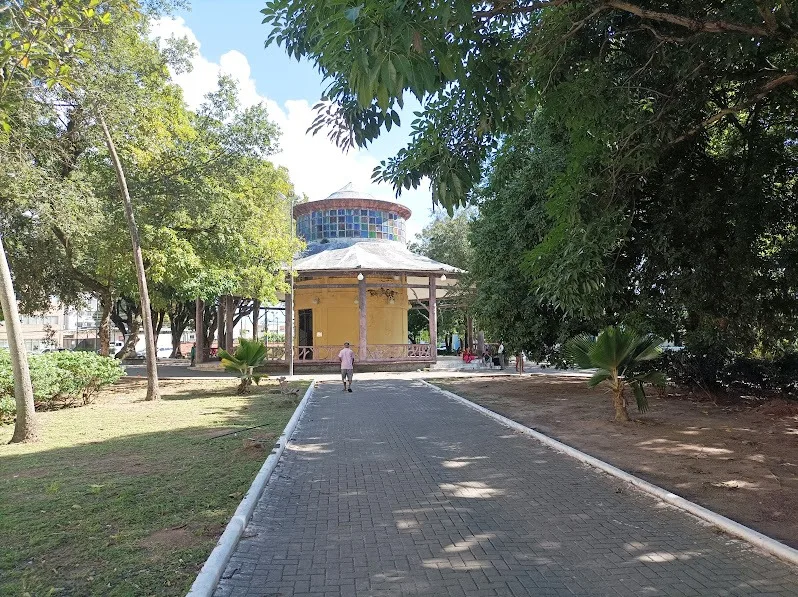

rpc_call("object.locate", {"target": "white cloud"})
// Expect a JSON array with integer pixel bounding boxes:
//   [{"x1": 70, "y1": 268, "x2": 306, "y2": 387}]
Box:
[{"x1": 150, "y1": 17, "x2": 432, "y2": 240}]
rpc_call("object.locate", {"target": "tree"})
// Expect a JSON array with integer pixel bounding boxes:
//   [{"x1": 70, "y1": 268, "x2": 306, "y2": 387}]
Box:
[
  {"x1": 0, "y1": 0, "x2": 130, "y2": 442},
  {"x1": 263, "y1": 1, "x2": 798, "y2": 210},
  {"x1": 564, "y1": 326, "x2": 666, "y2": 422},
  {"x1": 100, "y1": 114, "x2": 160, "y2": 400},
  {"x1": 409, "y1": 210, "x2": 474, "y2": 349},
  {"x1": 409, "y1": 210, "x2": 473, "y2": 271},
  {"x1": 263, "y1": 1, "x2": 798, "y2": 361},
  {"x1": 3, "y1": 17, "x2": 298, "y2": 365},
  {"x1": 468, "y1": 120, "x2": 599, "y2": 360}
]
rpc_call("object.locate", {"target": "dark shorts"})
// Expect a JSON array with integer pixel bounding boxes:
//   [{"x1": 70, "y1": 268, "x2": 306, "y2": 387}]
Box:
[{"x1": 341, "y1": 369, "x2": 353, "y2": 382}]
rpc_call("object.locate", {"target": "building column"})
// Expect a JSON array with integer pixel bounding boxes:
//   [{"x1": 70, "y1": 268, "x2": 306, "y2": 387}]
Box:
[
  {"x1": 285, "y1": 292, "x2": 293, "y2": 376},
  {"x1": 358, "y1": 274, "x2": 367, "y2": 361},
  {"x1": 195, "y1": 298, "x2": 205, "y2": 364},
  {"x1": 429, "y1": 275, "x2": 437, "y2": 363},
  {"x1": 225, "y1": 295, "x2": 234, "y2": 351}
]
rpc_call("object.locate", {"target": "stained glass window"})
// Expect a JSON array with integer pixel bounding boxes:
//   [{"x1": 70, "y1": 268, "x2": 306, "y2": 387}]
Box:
[{"x1": 296, "y1": 208, "x2": 407, "y2": 244}]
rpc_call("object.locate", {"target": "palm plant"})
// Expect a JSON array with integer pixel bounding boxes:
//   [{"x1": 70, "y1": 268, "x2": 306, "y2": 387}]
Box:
[
  {"x1": 564, "y1": 326, "x2": 666, "y2": 422},
  {"x1": 218, "y1": 338, "x2": 268, "y2": 394}
]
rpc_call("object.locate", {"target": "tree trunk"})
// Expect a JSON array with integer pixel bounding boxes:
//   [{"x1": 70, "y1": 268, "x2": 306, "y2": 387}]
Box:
[
  {"x1": 111, "y1": 298, "x2": 139, "y2": 359},
  {"x1": 151, "y1": 307, "x2": 166, "y2": 339},
  {"x1": 217, "y1": 298, "x2": 225, "y2": 353},
  {"x1": 99, "y1": 114, "x2": 160, "y2": 401},
  {"x1": 232, "y1": 298, "x2": 255, "y2": 326},
  {"x1": 252, "y1": 299, "x2": 260, "y2": 341},
  {"x1": 613, "y1": 385, "x2": 630, "y2": 422},
  {"x1": 0, "y1": 235, "x2": 39, "y2": 443},
  {"x1": 203, "y1": 303, "x2": 218, "y2": 359},
  {"x1": 225, "y1": 295, "x2": 234, "y2": 351},
  {"x1": 97, "y1": 290, "x2": 112, "y2": 357},
  {"x1": 194, "y1": 298, "x2": 205, "y2": 364},
  {"x1": 168, "y1": 301, "x2": 192, "y2": 358},
  {"x1": 118, "y1": 313, "x2": 141, "y2": 358}
]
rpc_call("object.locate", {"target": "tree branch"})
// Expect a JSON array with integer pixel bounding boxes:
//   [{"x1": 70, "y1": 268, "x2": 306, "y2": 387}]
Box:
[
  {"x1": 603, "y1": 0, "x2": 773, "y2": 37},
  {"x1": 671, "y1": 72, "x2": 798, "y2": 145},
  {"x1": 474, "y1": 0, "x2": 777, "y2": 39}
]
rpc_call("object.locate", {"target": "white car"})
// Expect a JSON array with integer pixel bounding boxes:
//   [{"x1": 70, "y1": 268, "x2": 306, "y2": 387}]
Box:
[{"x1": 156, "y1": 346, "x2": 173, "y2": 358}]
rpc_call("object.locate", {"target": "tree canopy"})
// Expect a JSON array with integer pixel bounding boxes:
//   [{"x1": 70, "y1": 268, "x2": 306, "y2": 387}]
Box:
[
  {"x1": 264, "y1": 0, "x2": 798, "y2": 360},
  {"x1": 262, "y1": 0, "x2": 798, "y2": 207},
  {"x1": 2, "y1": 2, "x2": 301, "y2": 357}
]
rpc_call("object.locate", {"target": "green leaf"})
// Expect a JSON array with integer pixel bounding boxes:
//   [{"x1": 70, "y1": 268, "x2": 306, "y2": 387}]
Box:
[
  {"x1": 631, "y1": 381, "x2": 649, "y2": 413},
  {"x1": 344, "y1": 4, "x2": 364, "y2": 22},
  {"x1": 376, "y1": 85, "x2": 389, "y2": 111},
  {"x1": 587, "y1": 369, "x2": 611, "y2": 388}
]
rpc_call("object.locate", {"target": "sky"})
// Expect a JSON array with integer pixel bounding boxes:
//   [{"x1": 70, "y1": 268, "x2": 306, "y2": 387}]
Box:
[{"x1": 151, "y1": 1, "x2": 435, "y2": 239}]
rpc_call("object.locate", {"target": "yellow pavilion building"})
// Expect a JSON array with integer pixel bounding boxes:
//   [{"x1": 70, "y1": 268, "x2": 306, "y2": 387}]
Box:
[{"x1": 286, "y1": 184, "x2": 462, "y2": 366}]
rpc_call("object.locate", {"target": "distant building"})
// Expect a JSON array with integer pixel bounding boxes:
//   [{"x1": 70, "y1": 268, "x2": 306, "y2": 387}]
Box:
[{"x1": 0, "y1": 304, "x2": 64, "y2": 352}]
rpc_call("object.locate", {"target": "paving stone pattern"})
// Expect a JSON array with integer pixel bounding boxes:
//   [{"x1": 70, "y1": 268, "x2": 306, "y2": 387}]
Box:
[{"x1": 215, "y1": 380, "x2": 798, "y2": 596}]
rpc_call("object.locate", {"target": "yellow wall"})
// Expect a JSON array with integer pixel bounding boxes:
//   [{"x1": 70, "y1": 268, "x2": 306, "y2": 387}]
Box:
[{"x1": 294, "y1": 275, "x2": 409, "y2": 347}]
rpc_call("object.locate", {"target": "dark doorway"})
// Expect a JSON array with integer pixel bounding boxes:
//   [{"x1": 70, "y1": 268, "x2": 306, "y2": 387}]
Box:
[{"x1": 298, "y1": 309, "x2": 313, "y2": 359}]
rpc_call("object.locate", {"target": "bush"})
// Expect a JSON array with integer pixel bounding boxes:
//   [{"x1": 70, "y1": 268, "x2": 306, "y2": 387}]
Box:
[
  {"x1": 648, "y1": 349, "x2": 798, "y2": 398},
  {"x1": 0, "y1": 396, "x2": 14, "y2": 425},
  {"x1": 0, "y1": 350, "x2": 125, "y2": 421}
]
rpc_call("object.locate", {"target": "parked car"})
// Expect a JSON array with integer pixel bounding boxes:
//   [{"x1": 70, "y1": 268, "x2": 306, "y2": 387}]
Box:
[{"x1": 156, "y1": 346, "x2": 173, "y2": 358}]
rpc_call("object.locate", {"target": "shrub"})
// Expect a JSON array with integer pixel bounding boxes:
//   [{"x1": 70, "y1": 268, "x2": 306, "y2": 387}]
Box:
[
  {"x1": 44, "y1": 351, "x2": 126, "y2": 406},
  {"x1": 219, "y1": 338, "x2": 267, "y2": 394},
  {"x1": 649, "y1": 350, "x2": 798, "y2": 398},
  {"x1": 564, "y1": 326, "x2": 666, "y2": 422},
  {"x1": 0, "y1": 396, "x2": 14, "y2": 425},
  {"x1": 0, "y1": 350, "x2": 125, "y2": 421}
]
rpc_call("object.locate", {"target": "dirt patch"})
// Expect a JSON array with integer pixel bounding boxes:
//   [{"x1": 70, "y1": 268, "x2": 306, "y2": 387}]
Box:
[
  {"x1": 434, "y1": 375, "x2": 798, "y2": 549},
  {"x1": 139, "y1": 527, "x2": 196, "y2": 551},
  {"x1": 238, "y1": 432, "x2": 279, "y2": 456}
]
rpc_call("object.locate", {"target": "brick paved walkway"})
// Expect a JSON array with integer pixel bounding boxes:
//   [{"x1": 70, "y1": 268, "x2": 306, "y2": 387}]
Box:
[{"x1": 215, "y1": 379, "x2": 798, "y2": 596}]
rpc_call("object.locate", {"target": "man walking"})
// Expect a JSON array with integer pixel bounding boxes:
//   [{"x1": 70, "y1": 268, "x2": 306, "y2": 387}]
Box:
[{"x1": 338, "y1": 341, "x2": 355, "y2": 392}]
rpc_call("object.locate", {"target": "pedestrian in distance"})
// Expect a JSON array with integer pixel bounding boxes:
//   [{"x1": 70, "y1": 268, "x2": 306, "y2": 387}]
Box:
[
  {"x1": 515, "y1": 349, "x2": 525, "y2": 374},
  {"x1": 338, "y1": 341, "x2": 355, "y2": 392},
  {"x1": 190, "y1": 342, "x2": 196, "y2": 366},
  {"x1": 497, "y1": 340, "x2": 505, "y2": 370}
]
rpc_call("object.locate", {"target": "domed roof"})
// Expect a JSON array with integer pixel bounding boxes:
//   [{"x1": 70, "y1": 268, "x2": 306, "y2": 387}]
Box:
[{"x1": 324, "y1": 183, "x2": 376, "y2": 201}]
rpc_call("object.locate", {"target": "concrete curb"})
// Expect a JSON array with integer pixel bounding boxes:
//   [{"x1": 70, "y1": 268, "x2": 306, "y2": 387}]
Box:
[
  {"x1": 420, "y1": 379, "x2": 798, "y2": 567},
  {"x1": 186, "y1": 380, "x2": 317, "y2": 597}
]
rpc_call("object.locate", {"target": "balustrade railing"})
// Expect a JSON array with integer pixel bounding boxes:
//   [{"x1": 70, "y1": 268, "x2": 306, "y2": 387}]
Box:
[
  {"x1": 366, "y1": 343, "x2": 432, "y2": 360},
  {"x1": 263, "y1": 345, "x2": 286, "y2": 361},
  {"x1": 262, "y1": 344, "x2": 434, "y2": 363}
]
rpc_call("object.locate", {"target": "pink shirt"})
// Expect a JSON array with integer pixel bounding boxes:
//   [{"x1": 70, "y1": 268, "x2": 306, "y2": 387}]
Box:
[{"x1": 338, "y1": 347, "x2": 355, "y2": 370}]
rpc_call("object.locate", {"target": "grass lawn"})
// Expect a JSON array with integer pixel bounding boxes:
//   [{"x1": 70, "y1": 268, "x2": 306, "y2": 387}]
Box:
[{"x1": 0, "y1": 377, "x2": 309, "y2": 596}]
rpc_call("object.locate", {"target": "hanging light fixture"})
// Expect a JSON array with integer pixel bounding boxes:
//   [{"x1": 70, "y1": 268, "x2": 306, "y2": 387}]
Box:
[
  {"x1": 357, "y1": 273, "x2": 364, "y2": 281},
  {"x1": 441, "y1": 274, "x2": 447, "y2": 281}
]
